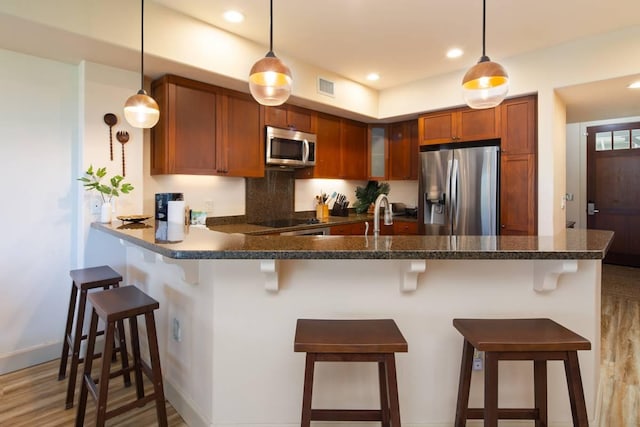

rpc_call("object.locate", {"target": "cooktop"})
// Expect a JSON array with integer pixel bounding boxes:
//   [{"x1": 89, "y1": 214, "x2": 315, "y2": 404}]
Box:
[{"x1": 249, "y1": 218, "x2": 320, "y2": 228}]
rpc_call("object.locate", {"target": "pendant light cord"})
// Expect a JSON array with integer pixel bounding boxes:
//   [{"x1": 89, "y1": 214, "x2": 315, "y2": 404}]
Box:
[
  {"x1": 269, "y1": 0, "x2": 274, "y2": 53},
  {"x1": 140, "y1": 0, "x2": 145, "y2": 91},
  {"x1": 482, "y1": 0, "x2": 486, "y2": 57}
]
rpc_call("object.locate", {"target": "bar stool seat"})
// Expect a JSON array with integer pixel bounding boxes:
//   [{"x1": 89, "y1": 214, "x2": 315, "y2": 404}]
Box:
[
  {"x1": 294, "y1": 319, "x2": 407, "y2": 427},
  {"x1": 76, "y1": 285, "x2": 167, "y2": 427},
  {"x1": 453, "y1": 318, "x2": 591, "y2": 427},
  {"x1": 58, "y1": 265, "x2": 130, "y2": 409}
]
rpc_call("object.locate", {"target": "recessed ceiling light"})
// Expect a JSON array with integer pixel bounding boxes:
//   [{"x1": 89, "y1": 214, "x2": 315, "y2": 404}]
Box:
[
  {"x1": 446, "y1": 48, "x2": 463, "y2": 59},
  {"x1": 366, "y1": 73, "x2": 380, "y2": 81},
  {"x1": 223, "y1": 10, "x2": 245, "y2": 23},
  {"x1": 628, "y1": 81, "x2": 640, "y2": 89}
]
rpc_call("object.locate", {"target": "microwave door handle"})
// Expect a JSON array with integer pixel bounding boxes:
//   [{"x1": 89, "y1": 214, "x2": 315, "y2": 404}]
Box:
[{"x1": 302, "y1": 139, "x2": 309, "y2": 163}]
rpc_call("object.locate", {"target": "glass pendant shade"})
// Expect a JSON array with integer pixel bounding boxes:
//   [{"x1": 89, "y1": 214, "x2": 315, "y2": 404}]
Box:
[
  {"x1": 249, "y1": 53, "x2": 292, "y2": 106},
  {"x1": 462, "y1": 58, "x2": 509, "y2": 109},
  {"x1": 124, "y1": 0, "x2": 159, "y2": 129},
  {"x1": 124, "y1": 89, "x2": 160, "y2": 128}
]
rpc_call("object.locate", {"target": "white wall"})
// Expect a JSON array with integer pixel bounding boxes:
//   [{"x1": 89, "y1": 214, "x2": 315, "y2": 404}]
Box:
[
  {"x1": 566, "y1": 115, "x2": 640, "y2": 229},
  {"x1": 0, "y1": 50, "x2": 143, "y2": 374},
  {"x1": 0, "y1": 49, "x2": 76, "y2": 373}
]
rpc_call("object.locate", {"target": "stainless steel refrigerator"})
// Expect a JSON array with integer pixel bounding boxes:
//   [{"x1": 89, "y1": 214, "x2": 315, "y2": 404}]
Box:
[{"x1": 419, "y1": 144, "x2": 499, "y2": 235}]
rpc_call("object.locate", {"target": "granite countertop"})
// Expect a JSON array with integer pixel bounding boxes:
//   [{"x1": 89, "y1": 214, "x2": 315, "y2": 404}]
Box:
[{"x1": 93, "y1": 220, "x2": 614, "y2": 261}]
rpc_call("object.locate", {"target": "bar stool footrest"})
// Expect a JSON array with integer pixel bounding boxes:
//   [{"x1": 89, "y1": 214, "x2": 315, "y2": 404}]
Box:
[
  {"x1": 467, "y1": 408, "x2": 540, "y2": 419},
  {"x1": 105, "y1": 393, "x2": 160, "y2": 421},
  {"x1": 311, "y1": 409, "x2": 383, "y2": 421}
]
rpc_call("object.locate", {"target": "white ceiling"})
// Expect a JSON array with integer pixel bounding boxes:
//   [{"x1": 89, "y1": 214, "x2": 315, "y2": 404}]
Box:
[{"x1": 150, "y1": 0, "x2": 640, "y2": 123}]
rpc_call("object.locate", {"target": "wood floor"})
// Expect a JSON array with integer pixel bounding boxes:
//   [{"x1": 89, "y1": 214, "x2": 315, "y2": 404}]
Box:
[{"x1": 0, "y1": 263, "x2": 638, "y2": 426}]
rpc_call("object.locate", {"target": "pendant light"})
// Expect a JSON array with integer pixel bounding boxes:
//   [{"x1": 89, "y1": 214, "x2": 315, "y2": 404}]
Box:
[
  {"x1": 124, "y1": 0, "x2": 160, "y2": 128},
  {"x1": 249, "y1": 0, "x2": 292, "y2": 106},
  {"x1": 462, "y1": 0, "x2": 509, "y2": 109}
]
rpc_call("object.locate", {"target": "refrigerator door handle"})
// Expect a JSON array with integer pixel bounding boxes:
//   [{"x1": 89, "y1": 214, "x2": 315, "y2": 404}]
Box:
[
  {"x1": 451, "y1": 158, "x2": 459, "y2": 228},
  {"x1": 445, "y1": 159, "x2": 453, "y2": 220}
]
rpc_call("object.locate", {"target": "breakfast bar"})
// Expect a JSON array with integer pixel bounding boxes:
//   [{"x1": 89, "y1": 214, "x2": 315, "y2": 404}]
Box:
[{"x1": 93, "y1": 222, "x2": 612, "y2": 427}]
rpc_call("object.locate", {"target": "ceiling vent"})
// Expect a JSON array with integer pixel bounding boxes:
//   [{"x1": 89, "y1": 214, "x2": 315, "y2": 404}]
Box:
[{"x1": 317, "y1": 77, "x2": 335, "y2": 97}]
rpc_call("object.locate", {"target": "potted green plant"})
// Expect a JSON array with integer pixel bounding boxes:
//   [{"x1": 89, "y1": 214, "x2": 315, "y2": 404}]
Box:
[
  {"x1": 78, "y1": 165, "x2": 134, "y2": 223},
  {"x1": 353, "y1": 180, "x2": 390, "y2": 214}
]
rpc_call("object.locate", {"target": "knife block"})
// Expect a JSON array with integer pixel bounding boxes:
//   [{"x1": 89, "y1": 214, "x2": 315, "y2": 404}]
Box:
[{"x1": 331, "y1": 205, "x2": 349, "y2": 217}]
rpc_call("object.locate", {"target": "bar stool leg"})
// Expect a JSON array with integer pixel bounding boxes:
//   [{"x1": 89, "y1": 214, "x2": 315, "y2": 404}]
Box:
[
  {"x1": 129, "y1": 315, "x2": 145, "y2": 399},
  {"x1": 378, "y1": 360, "x2": 391, "y2": 427},
  {"x1": 58, "y1": 282, "x2": 78, "y2": 380},
  {"x1": 454, "y1": 339, "x2": 474, "y2": 426},
  {"x1": 300, "y1": 353, "x2": 316, "y2": 427},
  {"x1": 115, "y1": 318, "x2": 132, "y2": 387},
  {"x1": 145, "y1": 311, "x2": 168, "y2": 427},
  {"x1": 76, "y1": 310, "x2": 99, "y2": 427},
  {"x1": 384, "y1": 354, "x2": 402, "y2": 427},
  {"x1": 95, "y1": 321, "x2": 116, "y2": 427},
  {"x1": 484, "y1": 352, "x2": 499, "y2": 427},
  {"x1": 534, "y1": 360, "x2": 547, "y2": 427},
  {"x1": 65, "y1": 288, "x2": 89, "y2": 409},
  {"x1": 565, "y1": 351, "x2": 589, "y2": 427}
]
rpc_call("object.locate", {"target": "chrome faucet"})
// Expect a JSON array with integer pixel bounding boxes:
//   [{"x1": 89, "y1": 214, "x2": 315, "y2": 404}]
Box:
[{"x1": 373, "y1": 193, "x2": 393, "y2": 236}]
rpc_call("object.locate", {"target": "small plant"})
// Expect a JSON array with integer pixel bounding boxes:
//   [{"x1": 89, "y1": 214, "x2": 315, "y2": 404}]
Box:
[
  {"x1": 353, "y1": 180, "x2": 390, "y2": 213},
  {"x1": 78, "y1": 165, "x2": 134, "y2": 203}
]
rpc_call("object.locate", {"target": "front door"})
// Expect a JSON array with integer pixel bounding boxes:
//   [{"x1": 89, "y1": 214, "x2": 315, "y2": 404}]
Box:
[{"x1": 586, "y1": 122, "x2": 640, "y2": 266}]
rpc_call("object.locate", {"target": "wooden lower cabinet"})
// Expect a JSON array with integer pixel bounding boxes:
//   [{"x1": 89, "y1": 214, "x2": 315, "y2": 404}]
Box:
[
  {"x1": 500, "y1": 154, "x2": 536, "y2": 235},
  {"x1": 330, "y1": 220, "x2": 416, "y2": 235}
]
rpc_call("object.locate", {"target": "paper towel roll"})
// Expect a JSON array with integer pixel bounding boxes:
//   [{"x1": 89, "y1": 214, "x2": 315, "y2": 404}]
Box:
[{"x1": 167, "y1": 200, "x2": 186, "y2": 224}]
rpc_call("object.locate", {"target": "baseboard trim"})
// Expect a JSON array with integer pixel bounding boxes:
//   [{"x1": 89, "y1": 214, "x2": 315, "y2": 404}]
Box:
[
  {"x1": 0, "y1": 341, "x2": 61, "y2": 375},
  {"x1": 164, "y1": 378, "x2": 210, "y2": 427}
]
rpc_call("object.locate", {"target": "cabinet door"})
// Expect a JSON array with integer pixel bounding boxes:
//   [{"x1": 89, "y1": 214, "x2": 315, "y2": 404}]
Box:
[
  {"x1": 341, "y1": 119, "x2": 368, "y2": 180},
  {"x1": 501, "y1": 95, "x2": 536, "y2": 155},
  {"x1": 264, "y1": 105, "x2": 315, "y2": 133},
  {"x1": 151, "y1": 79, "x2": 219, "y2": 175},
  {"x1": 312, "y1": 113, "x2": 342, "y2": 178},
  {"x1": 419, "y1": 111, "x2": 456, "y2": 145},
  {"x1": 220, "y1": 90, "x2": 263, "y2": 177},
  {"x1": 458, "y1": 107, "x2": 501, "y2": 141},
  {"x1": 393, "y1": 221, "x2": 418, "y2": 235},
  {"x1": 330, "y1": 224, "x2": 352, "y2": 235},
  {"x1": 369, "y1": 126, "x2": 387, "y2": 179},
  {"x1": 500, "y1": 153, "x2": 537, "y2": 235},
  {"x1": 388, "y1": 121, "x2": 418, "y2": 180}
]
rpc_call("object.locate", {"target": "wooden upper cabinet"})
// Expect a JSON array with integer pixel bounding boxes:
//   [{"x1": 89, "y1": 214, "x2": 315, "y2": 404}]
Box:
[
  {"x1": 419, "y1": 106, "x2": 501, "y2": 145},
  {"x1": 264, "y1": 104, "x2": 316, "y2": 133},
  {"x1": 219, "y1": 89, "x2": 263, "y2": 177},
  {"x1": 341, "y1": 119, "x2": 368, "y2": 180},
  {"x1": 151, "y1": 75, "x2": 220, "y2": 175},
  {"x1": 297, "y1": 114, "x2": 367, "y2": 180},
  {"x1": 388, "y1": 120, "x2": 419, "y2": 180},
  {"x1": 501, "y1": 95, "x2": 537, "y2": 155},
  {"x1": 151, "y1": 75, "x2": 263, "y2": 177}
]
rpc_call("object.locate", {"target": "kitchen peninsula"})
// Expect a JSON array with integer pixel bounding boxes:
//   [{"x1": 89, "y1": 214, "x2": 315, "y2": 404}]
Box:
[{"x1": 93, "y1": 222, "x2": 612, "y2": 427}]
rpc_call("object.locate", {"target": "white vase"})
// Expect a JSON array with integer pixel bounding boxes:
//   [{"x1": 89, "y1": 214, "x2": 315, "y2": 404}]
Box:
[{"x1": 100, "y1": 202, "x2": 112, "y2": 223}]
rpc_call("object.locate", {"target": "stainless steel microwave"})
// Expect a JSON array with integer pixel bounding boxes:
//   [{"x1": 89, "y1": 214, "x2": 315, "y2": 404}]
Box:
[{"x1": 265, "y1": 126, "x2": 316, "y2": 168}]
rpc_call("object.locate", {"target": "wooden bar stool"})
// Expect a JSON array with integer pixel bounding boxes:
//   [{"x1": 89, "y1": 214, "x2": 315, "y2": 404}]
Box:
[
  {"x1": 76, "y1": 285, "x2": 168, "y2": 427},
  {"x1": 453, "y1": 318, "x2": 591, "y2": 427},
  {"x1": 294, "y1": 319, "x2": 408, "y2": 427},
  {"x1": 58, "y1": 265, "x2": 131, "y2": 409}
]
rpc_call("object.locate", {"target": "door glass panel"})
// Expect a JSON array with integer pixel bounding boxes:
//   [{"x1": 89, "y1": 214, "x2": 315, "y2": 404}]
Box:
[
  {"x1": 613, "y1": 130, "x2": 630, "y2": 150},
  {"x1": 370, "y1": 127, "x2": 385, "y2": 177},
  {"x1": 632, "y1": 129, "x2": 640, "y2": 149},
  {"x1": 595, "y1": 131, "x2": 612, "y2": 151}
]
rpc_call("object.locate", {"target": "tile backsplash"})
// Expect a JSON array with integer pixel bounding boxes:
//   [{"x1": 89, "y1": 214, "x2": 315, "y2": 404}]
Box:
[{"x1": 245, "y1": 168, "x2": 295, "y2": 222}]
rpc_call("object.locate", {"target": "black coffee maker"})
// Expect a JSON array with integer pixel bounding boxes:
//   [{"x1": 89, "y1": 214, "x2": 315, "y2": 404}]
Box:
[{"x1": 155, "y1": 193, "x2": 184, "y2": 220}]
